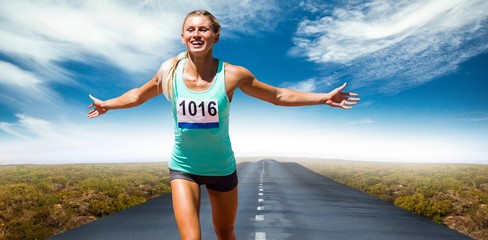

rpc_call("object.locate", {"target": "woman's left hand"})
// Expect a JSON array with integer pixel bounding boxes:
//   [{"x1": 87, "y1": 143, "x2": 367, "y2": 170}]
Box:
[
  {"x1": 325, "y1": 83, "x2": 360, "y2": 110},
  {"x1": 87, "y1": 94, "x2": 108, "y2": 118}
]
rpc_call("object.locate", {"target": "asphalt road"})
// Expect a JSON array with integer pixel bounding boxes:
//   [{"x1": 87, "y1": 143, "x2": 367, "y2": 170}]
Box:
[{"x1": 50, "y1": 160, "x2": 472, "y2": 240}]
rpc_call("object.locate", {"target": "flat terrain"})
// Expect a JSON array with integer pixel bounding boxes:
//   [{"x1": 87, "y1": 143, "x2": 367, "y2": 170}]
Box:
[
  {"x1": 1, "y1": 158, "x2": 486, "y2": 239},
  {"x1": 50, "y1": 160, "x2": 472, "y2": 240}
]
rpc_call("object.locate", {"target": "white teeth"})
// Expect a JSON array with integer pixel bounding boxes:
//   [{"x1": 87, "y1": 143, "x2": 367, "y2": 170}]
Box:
[{"x1": 192, "y1": 41, "x2": 203, "y2": 45}]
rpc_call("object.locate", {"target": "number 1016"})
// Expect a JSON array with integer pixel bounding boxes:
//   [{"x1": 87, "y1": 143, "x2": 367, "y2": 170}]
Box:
[{"x1": 179, "y1": 100, "x2": 218, "y2": 117}]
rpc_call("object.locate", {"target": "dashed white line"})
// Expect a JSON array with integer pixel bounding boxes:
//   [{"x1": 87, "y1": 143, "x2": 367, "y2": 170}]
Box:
[
  {"x1": 256, "y1": 163, "x2": 267, "y2": 240},
  {"x1": 255, "y1": 232, "x2": 266, "y2": 240}
]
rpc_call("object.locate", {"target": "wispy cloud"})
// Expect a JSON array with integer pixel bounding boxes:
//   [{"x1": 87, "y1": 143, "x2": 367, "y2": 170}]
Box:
[
  {"x1": 0, "y1": 61, "x2": 67, "y2": 118},
  {"x1": 0, "y1": 0, "x2": 280, "y2": 74},
  {"x1": 0, "y1": 114, "x2": 61, "y2": 140},
  {"x1": 292, "y1": 0, "x2": 488, "y2": 94},
  {"x1": 0, "y1": 62, "x2": 42, "y2": 88},
  {"x1": 280, "y1": 76, "x2": 338, "y2": 92},
  {"x1": 456, "y1": 111, "x2": 488, "y2": 122},
  {"x1": 0, "y1": 114, "x2": 174, "y2": 164},
  {"x1": 345, "y1": 118, "x2": 374, "y2": 126}
]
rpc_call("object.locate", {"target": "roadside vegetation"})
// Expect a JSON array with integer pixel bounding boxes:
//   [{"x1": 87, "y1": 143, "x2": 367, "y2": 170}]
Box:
[
  {"x1": 1, "y1": 160, "x2": 487, "y2": 240},
  {"x1": 0, "y1": 163, "x2": 171, "y2": 240},
  {"x1": 300, "y1": 159, "x2": 488, "y2": 240}
]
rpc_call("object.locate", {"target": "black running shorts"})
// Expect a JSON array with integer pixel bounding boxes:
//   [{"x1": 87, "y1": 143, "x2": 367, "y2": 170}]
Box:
[{"x1": 169, "y1": 168, "x2": 238, "y2": 192}]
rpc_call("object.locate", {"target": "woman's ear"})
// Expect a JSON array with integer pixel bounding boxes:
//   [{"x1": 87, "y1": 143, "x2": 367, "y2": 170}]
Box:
[{"x1": 214, "y1": 33, "x2": 220, "y2": 43}]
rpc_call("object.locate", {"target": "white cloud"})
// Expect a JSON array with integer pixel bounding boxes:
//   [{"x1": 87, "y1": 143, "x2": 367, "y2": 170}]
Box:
[
  {"x1": 0, "y1": 1, "x2": 179, "y2": 75},
  {"x1": 0, "y1": 62, "x2": 42, "y2": 88},
  {"x1": 0, "y1": 61, "x2": 68, "y2": 117},
  {"x1": 292, "y1": 0, "x2": 488, "y2": 93},
  {"x1": 280, "y1": 76, "x2": 337, "y2": 92},
  {"x1": 0, "y1": 114, "x2": 174, "y2": 164},
  {"x1": 0, "y1": 114, "x2": 67, "y2": 141},
  {"x1": 456, "y1": 111, "x2": 488, "y2": 123},
  {"x1": 345, "y1": 118, "x2": 374, "y2": 126},
  {"x1": 298, "y1": 0, "x2": 331, "y2": 14},
  {"x1": 0, "y1": 0, "x2": 280, "y2": 74}
]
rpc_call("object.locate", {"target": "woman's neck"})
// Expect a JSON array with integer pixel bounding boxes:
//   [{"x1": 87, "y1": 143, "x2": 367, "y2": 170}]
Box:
[{"x1": 186, "y1": 52, "x2": 217, "y2": 81}]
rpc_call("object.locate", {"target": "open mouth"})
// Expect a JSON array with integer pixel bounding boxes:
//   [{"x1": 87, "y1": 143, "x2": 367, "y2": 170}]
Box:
[{"x1": 191, "y1": 40, "x2": 204, "y2": 46}]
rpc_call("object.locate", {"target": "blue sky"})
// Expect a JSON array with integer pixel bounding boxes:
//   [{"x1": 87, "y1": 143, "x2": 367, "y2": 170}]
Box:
[{"x1": 1, "y1": 0, "x2": 487, "y2": 164}]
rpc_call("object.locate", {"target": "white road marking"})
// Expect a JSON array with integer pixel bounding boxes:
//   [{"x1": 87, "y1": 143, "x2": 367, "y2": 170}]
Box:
[
  {"x1": 255, "y1": 232, "x2": 266, "y2": 240},
  {"x1": 256, "y1": 163, "x2": 267, "y2": 240}
]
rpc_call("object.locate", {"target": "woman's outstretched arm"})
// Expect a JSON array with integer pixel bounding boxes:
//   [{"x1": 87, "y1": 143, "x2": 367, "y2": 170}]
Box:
[
  {"x1": 232, "y1": 65, "x2": 360, "y2": 109},
  {"x1": 87, "y1": 73, "x2": 161, "y2": 118}
]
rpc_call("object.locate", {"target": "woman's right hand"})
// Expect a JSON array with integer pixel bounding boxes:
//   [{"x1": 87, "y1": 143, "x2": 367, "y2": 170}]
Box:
[{"x1": 87, "y1": 94, "x2": 108, "y2": 118}]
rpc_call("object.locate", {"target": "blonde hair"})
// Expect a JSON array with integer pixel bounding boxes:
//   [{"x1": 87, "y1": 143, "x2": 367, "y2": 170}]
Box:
[
  {"x1": 157, "y1": 51, "x2": 188, "y2": 100},
  {"x1": 185, "y1": 10, "x2": 221, "y2": 35},
  {"x1": 157, "y1": 10, "x2": 221, "y2": 100}
]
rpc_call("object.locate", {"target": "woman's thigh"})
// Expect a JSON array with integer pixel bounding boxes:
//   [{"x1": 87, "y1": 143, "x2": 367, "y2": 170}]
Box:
[
  {"x1": 171, "y1": 179, "x2": 201, "y2": 239},
  {"x1": 207, "y1": 186, "x2": 238, "y2": 231}
]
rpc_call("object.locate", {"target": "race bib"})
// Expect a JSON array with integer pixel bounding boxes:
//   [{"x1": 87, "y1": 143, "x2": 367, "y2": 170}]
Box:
[{"x1": 177, "y1": 98, "x2": 219, "y2": 129}]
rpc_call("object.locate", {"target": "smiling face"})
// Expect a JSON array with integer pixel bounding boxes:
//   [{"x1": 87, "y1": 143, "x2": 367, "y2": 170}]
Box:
[{"x1": 181, "y1": 15, "x2": 220, "y2": 56}]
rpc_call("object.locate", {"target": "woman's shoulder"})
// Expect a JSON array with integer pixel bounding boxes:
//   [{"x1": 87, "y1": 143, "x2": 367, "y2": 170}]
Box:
[{"x1": 224, "y1": 62, "x2": 254, "y2": 80}]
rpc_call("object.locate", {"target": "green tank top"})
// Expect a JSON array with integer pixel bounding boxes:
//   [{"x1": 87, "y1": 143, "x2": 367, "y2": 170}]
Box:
[{"x1": 169, "y1": 58, "x2": 236, "y2": 176}]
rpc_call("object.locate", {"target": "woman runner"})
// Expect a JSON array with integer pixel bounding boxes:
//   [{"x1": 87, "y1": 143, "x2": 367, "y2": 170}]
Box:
[{"x1": 87, "y1": 10, "x2": 359, "y2": 240}]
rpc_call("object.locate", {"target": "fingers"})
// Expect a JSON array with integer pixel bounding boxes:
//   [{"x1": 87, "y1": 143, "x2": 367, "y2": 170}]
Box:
[
  {"x1": 345, "y1": 96, "x2": 360, "y2": 104},
  {"x1": 332, "y1": 82, "x2": 347, "y2": 95},
  {"x1": 88, "y1": 94, "x2": 101, "y2": 107},
  {"x1": 342, "y1": 99, "x2": 360, "y2": 110},
  {"x1": 338, "y1": 92, "x2": 360, "y2": 110},
  {"x1": 87, "y1": 107, "x2": 101, "y2": 118},
  {"x1": 87, "y1": 111, "x2": 99, "y2": 118},
  {"x1": 87, "y1": 108, "x2": 96, "y2": 117},
  {"x1": 341, "y1": 101, "x2": 357, "y2": 109},
  {"x1": 88, "y1": 94, "x2": 97, "y2": 109},
  {"x1": 87, "y1": 94, "x2": 101, "y2": 118}
]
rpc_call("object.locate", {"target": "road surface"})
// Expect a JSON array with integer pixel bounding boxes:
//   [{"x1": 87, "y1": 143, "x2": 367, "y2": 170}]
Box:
[{"x1": 50, "y1": 160, "x2": 472, "y2": 240}]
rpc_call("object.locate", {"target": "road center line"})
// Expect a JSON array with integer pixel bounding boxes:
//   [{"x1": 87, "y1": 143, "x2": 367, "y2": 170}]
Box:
[
  {"x1": 256, "y1": 163, "x2": 267, "y2": 240},
  {"x1": 255, "y1": 232, "x2": 266, "y2": 240},
  {"x1": 255, "y1": 215, "x2": 264, "y2": 221}
]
